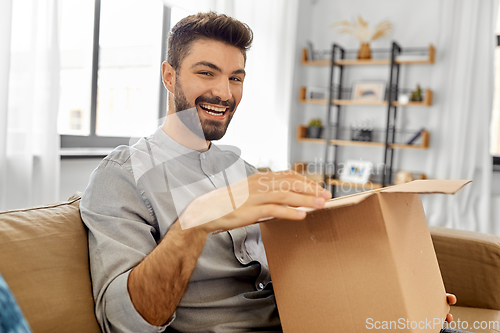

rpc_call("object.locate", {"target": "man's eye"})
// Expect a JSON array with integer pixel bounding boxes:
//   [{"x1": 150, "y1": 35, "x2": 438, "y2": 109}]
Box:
[
  {"x1": 230, "y1": 77, "x2": 242, "y2": 82},
  {"x1": 199, "y1": 71, "x2": 212, "y2": 76}
]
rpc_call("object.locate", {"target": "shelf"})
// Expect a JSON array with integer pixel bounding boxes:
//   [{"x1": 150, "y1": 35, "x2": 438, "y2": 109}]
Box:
[
  {"x1": 298, "y1": 87, "x2": 328, "y2": 105},
  {"x1": 299, "y1": 87, "x2": 386, "y2": 106},
  {"x1": 296, "y1": 125, "x2": 430, "y2": 149},
  {"x1": 394, "y1": 89, "x2": 433, "y2": 106},
  {"x1": 330, "y1": 137, "x2": 429, "y2": 149},
  {"x1": 296, "y1": 125, "x2": 324, "y2": 144},
  {"x1": 301, "y1": 44, "x2": 435, "y2": 66},
  {"x1": 301, "y1": 49, "x2": 331, "y2": 66},
  {"x1": 299, "y1": 86, "x2": 433, "y2": 107},
  {"x1": 327, "y1": 179, "x2": 383, "y2": 190},
  {"x1": 334, "y1": 100, "x2": 387, "y2": 106},
  {"x1": 335, "y1": 59, "x2": 392, "y2": 66},
  {"x1": 329, "y1": 139, "x2": 385, "y2": 147}
]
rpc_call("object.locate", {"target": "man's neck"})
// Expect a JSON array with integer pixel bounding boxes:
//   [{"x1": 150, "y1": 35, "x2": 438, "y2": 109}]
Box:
[{"x1": 161, "y1": 114, "x2": 211, "y2": 152}]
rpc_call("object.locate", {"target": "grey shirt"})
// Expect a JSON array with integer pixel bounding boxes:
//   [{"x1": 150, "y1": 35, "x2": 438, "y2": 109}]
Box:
[{"x1": 80, "y1": 127, "x2": 280, "y2": 333}]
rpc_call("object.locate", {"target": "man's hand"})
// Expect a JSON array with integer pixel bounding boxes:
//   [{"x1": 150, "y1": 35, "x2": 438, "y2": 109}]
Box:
[
  {"x1": 129, "y1": 170, "x2": 330, "y2": 326},
  {"x1": 446, "y1": 293, "x2": 457, "y2": 323},
  {"x1": 180, "y1": 171, "x2": 331, "y2": 232}
]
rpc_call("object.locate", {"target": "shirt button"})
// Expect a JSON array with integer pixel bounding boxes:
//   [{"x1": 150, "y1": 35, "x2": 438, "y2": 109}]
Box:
[
  {"x1": 201, "y1": 153, "x2": 206, "y2": 159},
  {"x1": 258, "y1": 283, "x2": 264, "y2": 290},
  {"x1": 210, "y1": 174, "x2": 215, "y2": 178}
]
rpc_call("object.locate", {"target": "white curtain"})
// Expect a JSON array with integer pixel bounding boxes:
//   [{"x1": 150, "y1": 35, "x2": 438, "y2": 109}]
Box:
[
  {"x1": 422, "y1": 0, "x2": 498, "y2": 234},
  {"x1": 218, "y1": 0, "x2": 299, "y2": 171},
  {"x1": 0, "y1": 0, "x2": 60, "y2": 211},
  {"x1": 162, "y1": 0, "x2": 298, "y2": 171}
]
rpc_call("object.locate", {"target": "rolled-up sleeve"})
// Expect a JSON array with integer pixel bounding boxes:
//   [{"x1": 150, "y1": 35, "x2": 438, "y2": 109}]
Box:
[{"x1": 80, "y1": 155, "x2": 174, "y2": 333}]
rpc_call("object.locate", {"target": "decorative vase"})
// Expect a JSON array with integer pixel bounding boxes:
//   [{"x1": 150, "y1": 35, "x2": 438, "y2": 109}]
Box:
[{"x1": 358, "y1": 43, "x2": 371, "y2": 60}]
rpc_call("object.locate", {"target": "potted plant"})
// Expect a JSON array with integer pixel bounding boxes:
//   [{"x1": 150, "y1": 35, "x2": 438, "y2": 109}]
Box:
[
  {"x1": 331, "y1": 17, "x2": 393, "y2": 60},
  {"x1": 410, "y1": 84, "x2": 423, "y2": 102},
  {"x1": 306, "y1": 118, "x2": 323, "y2": 139}
]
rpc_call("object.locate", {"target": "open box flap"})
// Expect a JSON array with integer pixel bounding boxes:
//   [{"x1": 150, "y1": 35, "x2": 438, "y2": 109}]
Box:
[
  {"x1": 259, "y1": 180, "x2": 471, "y2": 222},
  {"x1": 300, "y1": 179, "x2": 471, "y2": 213},
  {"x1": 380, "y1": 179, "x2": 471, "y2": 194}
]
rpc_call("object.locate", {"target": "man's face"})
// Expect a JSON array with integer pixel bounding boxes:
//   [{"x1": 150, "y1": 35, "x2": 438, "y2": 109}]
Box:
[{"x1": 170, "y1": 39, "x2": 246, "y2": 141}]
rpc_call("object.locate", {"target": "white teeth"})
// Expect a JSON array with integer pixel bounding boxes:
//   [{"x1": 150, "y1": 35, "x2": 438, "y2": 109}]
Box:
[
  {"x1": 205, "y1": 110, "x2": 223, "y2": 116},
  {"x1": 201, "y1": 104, "x2": 226, "y2": 112}
]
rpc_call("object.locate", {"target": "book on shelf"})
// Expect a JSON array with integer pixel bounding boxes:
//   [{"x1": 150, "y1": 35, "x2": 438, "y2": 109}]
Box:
[{"x1": 406, "y1": 129, "x2": 425, "y2": 145}]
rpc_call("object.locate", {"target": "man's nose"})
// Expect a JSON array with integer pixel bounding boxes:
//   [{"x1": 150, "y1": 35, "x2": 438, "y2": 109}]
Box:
[{"x1": 212, "y1": 78, "x2": 232, "y2": 102}]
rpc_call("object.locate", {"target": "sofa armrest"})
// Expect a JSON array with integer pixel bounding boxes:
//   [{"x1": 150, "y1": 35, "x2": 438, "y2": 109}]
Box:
[{"x1": 430, "y1": 226, "x2": 500, "y2": 310}]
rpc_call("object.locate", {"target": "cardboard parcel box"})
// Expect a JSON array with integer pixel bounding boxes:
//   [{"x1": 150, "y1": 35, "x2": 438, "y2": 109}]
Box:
[{"x1": 260, "y1": 179, "x2": 471, "y2": 333}]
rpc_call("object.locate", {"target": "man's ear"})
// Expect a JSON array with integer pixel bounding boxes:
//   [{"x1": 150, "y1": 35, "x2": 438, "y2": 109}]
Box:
[{"x1": 162, "y1": 61, "x2": 175, "y2": 93}]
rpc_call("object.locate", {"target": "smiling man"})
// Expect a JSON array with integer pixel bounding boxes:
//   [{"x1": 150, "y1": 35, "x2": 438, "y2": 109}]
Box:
[
  {"x1": 80, "y1": 12, "x2": 331, "y2": 333},
  {"x1": 162, "y1": 38, "x2": 243, "y2": 146},
  {"x1": 80, "y1": 12, "x2": 461, "y2": 333},
  {"x1": 166, "y1": 42, "x2": 242, "y2": 142}
]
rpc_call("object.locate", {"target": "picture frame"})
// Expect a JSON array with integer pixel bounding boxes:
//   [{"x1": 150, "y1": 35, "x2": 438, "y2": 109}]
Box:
[
  {"x1": 351, "y1": 81, "x2": 386, "y2": 101},
  {"x1": 339, "y1": 160, "x2": 373, "y2": 184}
]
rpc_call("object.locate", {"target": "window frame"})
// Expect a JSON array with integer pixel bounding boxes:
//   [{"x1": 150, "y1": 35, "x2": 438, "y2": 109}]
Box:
[
  {"x1": 494, "y1": 35, "x2": 500, "y2": 170},
  {"x1": 60, "y1": 0, "x2": 171, "y2": 151}
]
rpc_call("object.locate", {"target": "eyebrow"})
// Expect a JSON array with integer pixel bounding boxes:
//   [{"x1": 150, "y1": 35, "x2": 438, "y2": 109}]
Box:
[{"x1": 191, "y1": 61, "x2": 246, "y2": 76}]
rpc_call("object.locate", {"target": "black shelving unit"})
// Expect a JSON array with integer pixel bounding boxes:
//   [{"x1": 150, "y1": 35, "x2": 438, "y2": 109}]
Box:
[
  {"x1": 382, "y1": 42, "x2": 402, "y2": 187},
  {"x1": 319, "y1": 42, "x2": 432, "y2": 197}
]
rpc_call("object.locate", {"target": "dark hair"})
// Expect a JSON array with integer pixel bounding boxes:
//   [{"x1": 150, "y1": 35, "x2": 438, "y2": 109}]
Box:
[{"x1": 167, "y1": 12, "x2": 253, "y2": 70}]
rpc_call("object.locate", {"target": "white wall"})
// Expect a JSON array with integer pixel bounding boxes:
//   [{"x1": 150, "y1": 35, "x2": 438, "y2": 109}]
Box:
[{"x1": 59, "y1": 158, "x2": 101, "y2": 200}]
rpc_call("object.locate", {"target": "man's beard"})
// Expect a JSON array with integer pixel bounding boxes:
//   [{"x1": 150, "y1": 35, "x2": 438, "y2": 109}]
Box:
[{"x1": 173, "y1": 79, "x2": 235, "y2": 141}]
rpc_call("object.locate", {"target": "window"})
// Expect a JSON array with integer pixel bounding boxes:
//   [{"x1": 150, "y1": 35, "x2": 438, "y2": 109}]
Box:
[
  {"x1": 58, "y1": 0, "x2": 171, "y2": 148},
  {"x1": 493, "y1": 34, "x2": 500, "y2": 157},
  {"x1": 492, "y1": 6, "x2": 500, "y2": 170}
]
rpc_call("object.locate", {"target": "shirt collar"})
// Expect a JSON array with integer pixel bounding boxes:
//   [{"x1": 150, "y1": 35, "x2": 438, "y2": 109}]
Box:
[{"x1": 152, "y1": 126, "x2": 216, "y2": 159}]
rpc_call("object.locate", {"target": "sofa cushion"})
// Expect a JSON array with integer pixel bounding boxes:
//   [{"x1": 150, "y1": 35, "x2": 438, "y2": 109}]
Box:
[
  {"x1": 0, "y1": 195, "x2": 101, "y2": 333},
  {"x1": 449, "y1": 306, "x2": 500, "y2": 333},
  {"x1": 430, "y1": 226, "x2": 500, "y2": 311}
]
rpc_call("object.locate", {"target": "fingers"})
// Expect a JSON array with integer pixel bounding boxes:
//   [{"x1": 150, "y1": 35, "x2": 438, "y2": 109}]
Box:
[
  {"x1": 446, "y1": 293, "x2": 457, "y2": 305},
  {"x1": 206, "y1": 204, "x2": 308, "y2": 233},
  {"x1": 234, "y1": 204, "x2": 308, "y2": 225},
  {"x1": 254, "y1": 190, "x2": 327, "y2": 209},
  {"x1": 445, "y1": 293, "x2": 456, "y2": 323},
  {"x1": 259, "y1": 204, "x2": 308, "y2": 221},
  {"x1": 285, "y1": 171, "x2": 331, "y2": 198}
]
